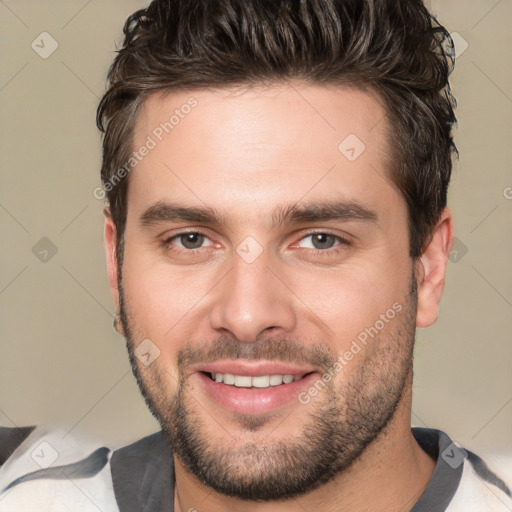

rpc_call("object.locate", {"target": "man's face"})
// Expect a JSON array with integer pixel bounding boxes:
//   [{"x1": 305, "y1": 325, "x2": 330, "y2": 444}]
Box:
[{"x1": 113, "y1": 84, "x2": 418, "y2": 499}]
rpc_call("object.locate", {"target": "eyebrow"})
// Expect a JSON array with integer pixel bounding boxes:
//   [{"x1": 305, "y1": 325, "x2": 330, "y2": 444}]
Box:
[{"x1": 139, "y1": 199, "x2": 378, "y2": 229}]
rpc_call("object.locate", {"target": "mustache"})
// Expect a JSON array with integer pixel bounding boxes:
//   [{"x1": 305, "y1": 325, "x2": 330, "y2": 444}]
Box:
[{"x1": 176, "y1": 335, "x2": 338, "y2": 373}]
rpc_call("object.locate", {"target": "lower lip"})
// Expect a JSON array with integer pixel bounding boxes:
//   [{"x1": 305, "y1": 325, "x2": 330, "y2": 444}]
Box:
[{"x1": 196, "y1": 372, "x2": 318, "y2": 415}]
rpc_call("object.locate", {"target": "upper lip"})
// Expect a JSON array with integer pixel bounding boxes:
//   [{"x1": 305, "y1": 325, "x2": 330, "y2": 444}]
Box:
[{"x1": 190, "y1": 360, "x2": 317, "y2": 377}]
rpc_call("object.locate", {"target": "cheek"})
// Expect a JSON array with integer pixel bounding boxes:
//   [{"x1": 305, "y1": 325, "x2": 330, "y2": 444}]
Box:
[
  {"x1": 122, "y1": 245, "x2": 212, "y2": 334},
  {"x1": 283, "y1": 261, "x2": 406, "y2": 345}
]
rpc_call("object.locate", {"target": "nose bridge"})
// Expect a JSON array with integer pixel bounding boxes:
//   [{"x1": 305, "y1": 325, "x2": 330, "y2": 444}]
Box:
[{"x1": 208, "y1": 249, "x2": 296, "y2": 342}]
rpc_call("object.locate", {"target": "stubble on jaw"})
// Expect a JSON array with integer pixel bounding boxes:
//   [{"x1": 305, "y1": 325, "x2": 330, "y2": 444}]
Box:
[{"x1": 117, "y1": 270, "x2": 419, "y2": 501}]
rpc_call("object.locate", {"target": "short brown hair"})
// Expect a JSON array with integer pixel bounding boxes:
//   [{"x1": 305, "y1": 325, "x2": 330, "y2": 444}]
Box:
[{"x1": 97, "y1": 0, "x2": 457, "y2": 261}]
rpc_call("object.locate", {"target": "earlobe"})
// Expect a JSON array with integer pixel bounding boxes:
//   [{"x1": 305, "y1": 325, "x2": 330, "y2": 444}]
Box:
[{"x1": 416, "y1": 208, "x2": 454, "y2": 328}]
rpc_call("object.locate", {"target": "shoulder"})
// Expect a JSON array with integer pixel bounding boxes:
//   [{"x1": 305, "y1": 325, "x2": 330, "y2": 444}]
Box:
[
  {"x1": 410, "y1": 427, "x2": 512, "y2": 511},
  {"x1": 110, "y1": 430, "x2": 175, "y2": 512},
  {"x1": 0, "y1": 426, "x2": 174, "y2": 512},
  {"x1": 448, "y1": 448, "x2": 512, "y2": 511},
  {"x1": 412, "y1": 426, "x2": 512, "y2": 511},
  {"x1": 0, "y1": 425, "x2": 119, "y2": 512}
]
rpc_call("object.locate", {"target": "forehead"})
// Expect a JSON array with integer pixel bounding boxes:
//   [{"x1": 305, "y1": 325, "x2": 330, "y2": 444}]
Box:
[
  {"x1": 128, "y1": 83, "x2": 400, "y2": 225},
  {"x1": 133, "y1": 83, "x2": 389, "y2": 160}
]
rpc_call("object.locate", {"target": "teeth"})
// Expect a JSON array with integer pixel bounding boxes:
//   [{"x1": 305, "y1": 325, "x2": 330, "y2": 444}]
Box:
[
  {"x1": 209, "y1": 372, "x2": 304, "y2": 388},
  {"x1": 223, "y1": 373, "x2": 235, "y2": 385},
  {"x1": 252, "y1": 376, "x2": 270, "y2": 388},
  {"x1": 234, "y1": 375, "x2": 252, "y2": 387},
  {"x1": 269, "y1": 375, "x2": 284, "y2": 386}
]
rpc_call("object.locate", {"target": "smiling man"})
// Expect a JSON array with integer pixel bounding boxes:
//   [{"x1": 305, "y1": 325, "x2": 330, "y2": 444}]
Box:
[
  {"x1": 97, "y1": 0, "x2": 511, "y2": 510},
  {"x1": 2, "y1": 0, "x2": 511, "y2": 511}
]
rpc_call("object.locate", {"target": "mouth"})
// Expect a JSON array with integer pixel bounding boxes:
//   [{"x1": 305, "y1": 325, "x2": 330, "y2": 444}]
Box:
[
  {"x1": 194, "y1": 364, "x2": 320, "y2": 415},
  {"x1": 202, "y1": 371, "x2": 314, "y2": 388}
]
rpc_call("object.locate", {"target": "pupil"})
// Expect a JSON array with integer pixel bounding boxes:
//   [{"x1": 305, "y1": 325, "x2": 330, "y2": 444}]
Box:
[
  {"x1": 313, "y1": 233, "x2": 334, "y2": 250},
  {"x1": 182, "y1": 233, "x2": 203, "y2": 249}
]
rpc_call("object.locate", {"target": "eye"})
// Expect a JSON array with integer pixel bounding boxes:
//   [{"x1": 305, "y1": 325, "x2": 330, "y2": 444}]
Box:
[
  {"x1": 163, "y1": 231, "x2": 214, "y2": 251},
  {"x1": 296, "y1": 232, "x2": 350, "y2": 252}
]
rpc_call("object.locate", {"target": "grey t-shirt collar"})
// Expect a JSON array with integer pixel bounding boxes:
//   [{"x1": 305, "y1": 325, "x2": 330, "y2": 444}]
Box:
[{"x1": 410, "y1": 427, "x2": 464, "y2": 511}]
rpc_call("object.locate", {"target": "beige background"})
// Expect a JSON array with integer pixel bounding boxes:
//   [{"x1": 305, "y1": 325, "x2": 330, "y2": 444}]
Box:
[{"x1": 1, "y1": 0, "x2": 511, "y2": 457}]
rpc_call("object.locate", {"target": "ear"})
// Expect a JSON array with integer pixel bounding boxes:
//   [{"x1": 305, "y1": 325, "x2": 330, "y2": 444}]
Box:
[
  {"x1": 415, "y1": 208, "x2": 454, "y2": 328},
  {"x1": 104, "y1": 209, "x2": 123, "y2": 334}
]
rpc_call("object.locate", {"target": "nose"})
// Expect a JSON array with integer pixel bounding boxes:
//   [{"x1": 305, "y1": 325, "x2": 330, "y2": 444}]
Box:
[{"x1": 208, "y1": 250, "x2": 297, "y2": 343}]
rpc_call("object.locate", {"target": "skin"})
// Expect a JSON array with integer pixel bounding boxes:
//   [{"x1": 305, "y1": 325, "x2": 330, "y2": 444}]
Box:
[{"x1": 104, "y1": 82, "x2": 454, "y2": 511}]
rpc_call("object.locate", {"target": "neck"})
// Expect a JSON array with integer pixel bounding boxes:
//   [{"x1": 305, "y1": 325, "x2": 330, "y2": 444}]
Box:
[{"x1": 173, "y1": 371, "x2": 435, "y2": 512}]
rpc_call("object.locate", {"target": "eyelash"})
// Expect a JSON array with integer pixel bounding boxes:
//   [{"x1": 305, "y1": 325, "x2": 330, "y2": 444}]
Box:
[{"x1": 161, "y1": 229, "x2": 351, "y2": 257}]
